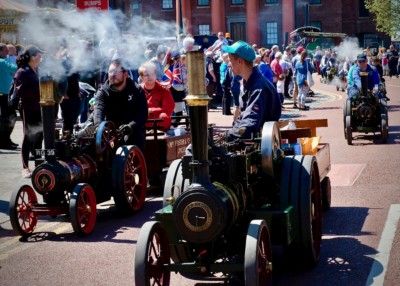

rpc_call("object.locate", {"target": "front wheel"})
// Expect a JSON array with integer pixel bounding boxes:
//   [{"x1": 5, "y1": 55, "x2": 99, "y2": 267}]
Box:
[
  {"x1": 9, "y1": 185, "x2": 38, "y2": 237},
  {"x1": 245, "y1": 220, "x2": 273, "y2": 286},
  {"x1": 135, "y1": 221, "x2": 171, "y2": 286},
  {"x1": 69, "y1": 183, "x2": 97, "y2": 235}
]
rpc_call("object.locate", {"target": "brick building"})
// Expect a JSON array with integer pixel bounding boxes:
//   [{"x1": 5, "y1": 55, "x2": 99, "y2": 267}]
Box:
[{"x1": 39, "y1": 0, "x2": 390, "y2": 49}]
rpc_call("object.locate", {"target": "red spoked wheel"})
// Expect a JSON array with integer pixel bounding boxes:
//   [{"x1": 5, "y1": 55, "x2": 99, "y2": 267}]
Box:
[
  {"x1": 112, "y1": 145, "x2": 147, "y2": 214},
  {"x1": 95, "y1": 121, "x2": 118, "y2": 167},
  {"x1": 135, "y1": 221, "x2": 171, "y2": 286},
  {"x1": 245, "y1": 220, "x2": 273, "y2": 286},
  {"x1": 69, "y1": 183, "x2": 97, "y2": 235},
  {"x1": 9, "y1": 185, "x2": 38, "y2": 237}
]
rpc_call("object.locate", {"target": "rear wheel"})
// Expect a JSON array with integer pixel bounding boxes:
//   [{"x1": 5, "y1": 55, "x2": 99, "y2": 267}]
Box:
[
  {"x1": 282, "y1": 156, "x2": 322, "y2": 266},
  {"x1": 112, "y1": 145, "x2": 147, "y2": 214},
  {"x1": 9, "y1": 185, "x2": 38, "y2": 237},
  {"x1": 346, "y1": 115, "x2": 352, "y2": 145},
  {"x1": 321, "y1": 176, "x2": 331, "y2": 211},
  {"x1": 381, "y1": 114, "x2": 388, "y2": 144}
]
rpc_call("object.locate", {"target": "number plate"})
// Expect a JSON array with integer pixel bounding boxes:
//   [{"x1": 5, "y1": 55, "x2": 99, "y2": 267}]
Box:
[{"x1": 35, "y1": 149, "x2": 55, "y2": 156}]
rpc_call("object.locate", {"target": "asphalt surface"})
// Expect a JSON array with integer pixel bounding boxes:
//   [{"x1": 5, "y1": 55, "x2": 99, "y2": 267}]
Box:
[{"x1": 0, "y1": 75, "x2": 400, "y2": 285}]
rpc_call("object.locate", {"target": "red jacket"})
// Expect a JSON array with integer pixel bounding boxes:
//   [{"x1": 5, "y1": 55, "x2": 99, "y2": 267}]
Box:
[{"x1": 141, "y1": 81, "x2": 175, "y2": 119}]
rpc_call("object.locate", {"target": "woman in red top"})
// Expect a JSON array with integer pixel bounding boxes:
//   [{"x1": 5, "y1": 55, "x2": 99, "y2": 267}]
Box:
[
  {"x1": 138, "y1": 62, "x2": 175, "y2": 131},
  {"x1": 270, "y1": 52, "x2": 284, "y2": 85}
]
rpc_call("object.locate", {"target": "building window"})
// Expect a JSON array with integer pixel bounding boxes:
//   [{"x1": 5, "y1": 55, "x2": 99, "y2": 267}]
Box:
[
  {"x1": 309, "y1": 0, "x2": 321, "y2": 4},
  {"x1": 309, "y1": 21, "x2": 321, "y2": 30},
  {"x1": 198, "y1": 0, "x2": 209, "y2": 6},
  {"x1": 265, "y1": 0, "x2": 278, "y2": 4},
  {"x1": 162, "y1": 0, "x2": 173, "y2": 9},
  {"x1": 232, "y1": 0, "x2": 244, "y2": 4},
  {"x1": 266, "y1": 22, "x2": 278, "y2": 45},
  {"x1": 359, "y1": 0, "x2": 370, "y2": 17},
  {"x1": 199, "y1": 24, "x2": 210, "y2": 35}
]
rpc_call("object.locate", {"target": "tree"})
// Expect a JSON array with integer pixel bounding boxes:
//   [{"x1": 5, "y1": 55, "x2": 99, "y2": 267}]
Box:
[{"x1": 365, "y1": 0, "x2": 400, "y2": 37}]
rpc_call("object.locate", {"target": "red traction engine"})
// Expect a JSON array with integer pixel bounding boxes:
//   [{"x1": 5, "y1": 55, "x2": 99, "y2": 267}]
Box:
[
  {"x1": 9, "y1": 78, "x2": 147, "y2": 237},
  {"x1": 134, "y1": 52, "x2": 323, "y2": 285}
]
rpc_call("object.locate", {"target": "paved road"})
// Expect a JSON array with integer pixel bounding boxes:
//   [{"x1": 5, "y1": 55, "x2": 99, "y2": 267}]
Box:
[{"x1": 0, "y1": 75, "x2": 399, "y2": 285}]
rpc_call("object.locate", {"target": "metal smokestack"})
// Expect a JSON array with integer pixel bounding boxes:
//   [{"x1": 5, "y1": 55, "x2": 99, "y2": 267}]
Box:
[
  {"x1": 185, "y1": 51, "x2": 212, "y2": 186},
  {"x1": 39, "y1": 76, "x2": 56, "y2": 162},
  {"x1": 360, "y1": 72, "x2": 369, "y2": 97}
]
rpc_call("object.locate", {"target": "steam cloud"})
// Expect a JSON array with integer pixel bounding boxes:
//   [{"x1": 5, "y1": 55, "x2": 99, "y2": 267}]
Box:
[
  {"x1": 335, "y1": 37, "x2": 363, "y2": 62},
  {"x1": 17, "y1": 3, "x2": 178, "y2": 78}
]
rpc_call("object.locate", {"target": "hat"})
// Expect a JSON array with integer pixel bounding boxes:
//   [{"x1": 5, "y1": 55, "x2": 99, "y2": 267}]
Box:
[
  {"x1": 357, "y1": 54, "x2": 367, "y2": 61},
  {"x1": 25, "y1": 45, "x2": 44, "y2": 56},
  {"x1": 272, "y1": 45, "x2": 279, "y2": 50},
  {"x1": 296, "y1": 46, "x2": 304, "y2": 53},
  {"x1": 221, "y1": 40, "x2": 256, "y2": 62},
  {"x1": 275, "y1": 52, "x2": 282, "y2": 58}
]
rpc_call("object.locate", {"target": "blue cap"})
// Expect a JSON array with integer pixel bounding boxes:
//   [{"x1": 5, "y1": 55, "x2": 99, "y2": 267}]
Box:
[
  {"x1": 357, "y1": 54, "x2": 367, "y2": 61},
  {"x1": 221, "y1": 40, "x2": 256, "y2": 62}
]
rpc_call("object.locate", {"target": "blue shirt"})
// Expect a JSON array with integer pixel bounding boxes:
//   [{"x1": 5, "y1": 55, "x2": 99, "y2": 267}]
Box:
[
  {"x1": 227, "y1": 67, "x2": 281, "y2": 141},
  {"x1": 0, "y1": 58, "x2": 17, "y2": 94},
  {"x1": 352, "y1": 64, "x2": 380, "y2": 90}
]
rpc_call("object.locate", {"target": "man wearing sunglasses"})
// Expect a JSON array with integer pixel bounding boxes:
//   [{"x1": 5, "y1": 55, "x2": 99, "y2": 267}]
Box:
[
  {"x1": 94, "y1": 59, "x2": 148, "y2": 150},
  {"x1": 347, "y1": 54, "x2": 380, "y2": 99}
]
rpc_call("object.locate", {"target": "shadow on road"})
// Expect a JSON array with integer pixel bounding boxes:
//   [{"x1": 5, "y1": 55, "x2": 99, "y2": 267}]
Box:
[{"x1": 272, "y1": 206, "x2": 382, "y2": 286}]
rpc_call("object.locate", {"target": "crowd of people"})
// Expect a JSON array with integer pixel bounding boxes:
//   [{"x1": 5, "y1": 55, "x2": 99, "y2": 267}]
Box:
[{"x1": 1, "y1": 31, "x2": 397, "y2": 178}]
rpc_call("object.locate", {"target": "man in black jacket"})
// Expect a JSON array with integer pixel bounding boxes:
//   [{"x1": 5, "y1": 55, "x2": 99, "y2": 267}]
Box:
[{"x1": 94, "y1": 60, "x2": 148, "y2": 150}]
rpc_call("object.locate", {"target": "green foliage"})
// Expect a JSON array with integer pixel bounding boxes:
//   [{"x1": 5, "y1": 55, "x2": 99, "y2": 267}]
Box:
[{"x1": 365, "y1": 0, "x2": 400, "y2": 37}]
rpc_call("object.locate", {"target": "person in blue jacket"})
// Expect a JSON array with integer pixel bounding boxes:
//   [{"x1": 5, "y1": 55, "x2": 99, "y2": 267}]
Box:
[
  {"x1": 221, "y1": 41, "x2": 281, "y2": 141},
  {"x1": 347, "y1": 54, "x2": 380, "y2": 98}
]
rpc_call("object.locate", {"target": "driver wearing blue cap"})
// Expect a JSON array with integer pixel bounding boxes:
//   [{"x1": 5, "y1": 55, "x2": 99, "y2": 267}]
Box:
[
  {"x1": 347, "y1": 54, "x2": 380, "y2": 98},
  {"x1": 221, "y1": 40, "x2": 281, "y2": 141}
]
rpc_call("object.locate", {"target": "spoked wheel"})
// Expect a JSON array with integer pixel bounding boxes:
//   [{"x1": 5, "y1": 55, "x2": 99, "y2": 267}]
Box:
[
  {"x1": 162, "y1": 159, "x2": 191, "y2": 263},
  {"x1": 381, "y1": 114, "x2": 388, "y2": 144},
  {"x1": 70, "y1": 183, "x2": 97, "y2": 235},
  {"x1": 281, "y1": 156, "x2": 322, "y2": 266},
  {"x1": 321, "y1": 176, "x2": 331, "y2": 211},
  {"x1": 95, "y1": 121, "x2": 119, "y2": 168},
  {"x1": 261, "y1": 121, "x2": 282, "y2": 180},
  {"x1": 245, "y1": 220, "x2": 273, "y2": 286},
  {"x1": 343, "y1": 99, "x2": 351, "y2": 139},
  {"x1": 135, "y1": 221, "x2": 171, "y2": 286},
  {"x1": 346, "y1": 115, "x2": 352, "y2": 145},
  {"x1": 163, "y1": 159, "x2": 190, "y2": 208},
  {"x1": 112, "y1": 145, "x2": 147, "y2": 214},
  {"x1": 9, "y1": 185, "x2": 38, "y2": 237}
]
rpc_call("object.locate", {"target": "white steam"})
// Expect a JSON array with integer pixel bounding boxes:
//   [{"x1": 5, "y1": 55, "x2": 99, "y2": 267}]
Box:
[
  {"x1": 18, "y1": 6, "x2": 178, "y2": 79},
  {"x1": 335, "y1": 37, "x2": 363, "y2": 62}
]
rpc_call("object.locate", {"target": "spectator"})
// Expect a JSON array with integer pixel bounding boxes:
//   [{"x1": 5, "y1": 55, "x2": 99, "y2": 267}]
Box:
[
  {"x1": 14, "y1": 45, "x2": 44, "y2": 178},
  {"x1": 295, "y1": 50, "x2": 314, "y2": 110},
  {"x1": 138, "y1": 62, "x2": 175, "y2": 131},
  {"x1": 205, "y1": 51, "x2": 218, "y2": 109},
  {"x1": 0, "y1": 43, "x2": 18, "y2": 150}
]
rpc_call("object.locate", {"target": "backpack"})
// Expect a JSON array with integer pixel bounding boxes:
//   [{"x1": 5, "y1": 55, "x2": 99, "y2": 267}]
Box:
[{"x1": 8, "y1": 79, "x2": 20, "y2": 110}]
